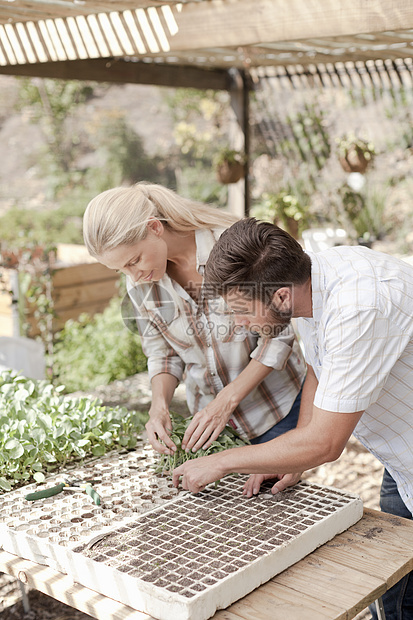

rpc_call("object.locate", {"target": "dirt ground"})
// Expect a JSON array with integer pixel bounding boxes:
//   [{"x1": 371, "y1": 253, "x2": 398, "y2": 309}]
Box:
[{"x1": 0, "y1": 374, "x2": 382, "y2": 619}]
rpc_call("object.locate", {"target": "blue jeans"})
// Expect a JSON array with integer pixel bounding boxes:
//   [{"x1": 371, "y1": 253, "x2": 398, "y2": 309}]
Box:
[
  {"x1": 370, "y1": 469, "x2": 413, "y2": 620},
  {"x1": 250, "y1": 388, "x2": 302, "y2": 445}
]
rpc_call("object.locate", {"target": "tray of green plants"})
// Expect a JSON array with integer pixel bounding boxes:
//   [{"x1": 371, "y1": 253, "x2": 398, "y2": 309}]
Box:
[
  {"x1": 155, "y1": 413, "x2": 249, "y2": 474},
  {"x1": 0, "y1": 370, "x2": 147, "y2": 492}
]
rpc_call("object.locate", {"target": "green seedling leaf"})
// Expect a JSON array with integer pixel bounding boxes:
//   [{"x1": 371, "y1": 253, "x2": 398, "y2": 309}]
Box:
[
  {"x1": 4, "y1": 439, "x2": 24, "y2": 459},
  {"x1": 92, "y1": 445, "x2": 106, "y2": 457},
  {"x1": 0, "y1": 477, "x2": 12, "y2": 491},
  {"x1": 155, "y1": 413, "x2": 250, "y2": 475},
  {"x1": 14, "y1": 388, "x2": 30, "y2": 401}
]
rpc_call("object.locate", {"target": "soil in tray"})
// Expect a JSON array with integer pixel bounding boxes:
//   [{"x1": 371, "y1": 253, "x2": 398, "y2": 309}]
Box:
[{"x1": 74, "y1": 479, "x2": 359, "y2": 595}]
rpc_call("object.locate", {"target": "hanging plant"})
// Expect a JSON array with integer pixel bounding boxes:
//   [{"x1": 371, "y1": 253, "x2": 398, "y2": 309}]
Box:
[
  {"x1": 214, "y1": 148, "x2": 246, "y2": 184},
  {"x1": 336, "y1": 134, "x2": 375, "y2": 174},
  {"x1": 252, "y1": 191, "x2": 310, "y2": 240}
]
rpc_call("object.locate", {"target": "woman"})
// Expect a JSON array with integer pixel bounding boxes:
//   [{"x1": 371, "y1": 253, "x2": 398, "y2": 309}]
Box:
[{"x1": 83, "y1": 182, "x2": 305, "y2": 456}]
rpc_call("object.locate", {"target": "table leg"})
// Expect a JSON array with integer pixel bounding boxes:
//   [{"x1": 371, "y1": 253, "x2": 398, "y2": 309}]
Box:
[
  {"x1": 374, "y1": 597, "x2": 386, "y2": 620},
  {"x1": 17, "y1": 579, "x2": 31, "y2": 614}
]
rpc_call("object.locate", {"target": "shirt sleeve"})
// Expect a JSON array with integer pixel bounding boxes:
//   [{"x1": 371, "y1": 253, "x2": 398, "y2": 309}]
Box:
[
  {"x1": 249, "y1": 324, "x2": 295, "y2": 370},
  {"x1": 126, "y1": 283, "x2": 185, "y2": 383},
  {"x1": 314, "y1": 308, "x2": 411, "y2": 413}
]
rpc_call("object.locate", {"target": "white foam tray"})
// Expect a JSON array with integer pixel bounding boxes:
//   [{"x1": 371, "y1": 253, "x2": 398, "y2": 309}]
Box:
[{"x1": 1, "y1": 466, "x2": 363, "y2": 620}]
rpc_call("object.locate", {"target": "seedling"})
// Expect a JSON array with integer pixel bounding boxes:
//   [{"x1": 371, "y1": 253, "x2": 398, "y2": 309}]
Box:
[{"x1": 155, "y1": 413, "x2": 249, "y2": 474}]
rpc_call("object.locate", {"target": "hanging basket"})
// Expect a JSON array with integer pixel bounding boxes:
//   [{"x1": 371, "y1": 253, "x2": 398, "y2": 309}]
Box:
[
  {"x1": 216, "y1": 160, "x2": 245, "y2": 184},
  {"x1": 338, "y1": 146, "x2": 372, "y2": 174}
]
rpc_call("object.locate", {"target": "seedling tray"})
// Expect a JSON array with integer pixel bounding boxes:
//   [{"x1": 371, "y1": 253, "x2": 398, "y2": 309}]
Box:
[
  {"x1": 0, "y1": 442, "x2": 178, "y2": 569},
  {"x1": 0, "y1": 443, "x2": 363, "y2": 620}
]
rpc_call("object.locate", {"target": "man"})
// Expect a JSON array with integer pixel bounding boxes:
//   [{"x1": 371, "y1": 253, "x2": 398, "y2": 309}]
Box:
[{"x1": 172, "y1": 218, "x2": 413, "y2": 620}]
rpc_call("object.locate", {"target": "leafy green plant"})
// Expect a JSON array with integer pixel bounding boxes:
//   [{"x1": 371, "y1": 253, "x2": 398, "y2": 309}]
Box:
[
  {"x1": 16, "y1": 77, "x2": 96, "y2": 198},
  {"x1": 155, "y1": 413, "x2": 249, "y2": 474},
  {"x1": 286, "y1": 102, "x2": 331, "y2": 172},
  {"x1": 52, "y1": 296, "x2": 147, "y2": 393},
  {"x1": 213, "y1": 147, "x2": 245, "y2": 167},
  {"x1": 251, "y1": 190, "x2": 310, "y2": 238},
  {"x1": 0, "y1": 370, "x2": 147, "y2": 491},
  {"x1": 0, "y1": 204, "x2": 85, "y2": 247},
  {"x1": 0, "y1": 241, "x2": 57, "y2": 358},
  {"x1": 336, "y1": 133, "x2": 375, "y2": 159},
  {"x1": 335, "y1": 182, "x2": 389, "y2": 243}
]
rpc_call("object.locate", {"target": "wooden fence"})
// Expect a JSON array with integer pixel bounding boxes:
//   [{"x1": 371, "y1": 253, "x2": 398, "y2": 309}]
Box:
[{"x1": 0, "y1": 253, "x2": 120, "y2": 338}]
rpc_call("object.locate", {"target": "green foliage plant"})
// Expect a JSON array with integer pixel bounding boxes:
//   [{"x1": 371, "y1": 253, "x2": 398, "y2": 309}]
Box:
[
  {"x1": 213, "y1": 147, "x2": 245, "y2": 167},
  {"x1": 336, "y1": 183, "x2": 388, "y2": 243},
  {"x1": 155, "y1": 413, "x2": 249, "y2": 474},
  {"x1": 52, "y1": 296, "x2": 147, "y2": 393},
  {"x1": 165, "y1": 88, "x2": 233, "y2": 205},
  {"x1": 251, "y1": 190, "x2": 310, "y2": 238},
  {"x1": 0, "y1": 241, "x2": 57, "y2": 359},
  {"x1": 0, "y1": 370, "x2": 147, "y2": 491},
  {"x1": 16, "y1": 77, "x2": 96, "y2": 197},
  {"x1": 286, "y1": 102, "x2": 331, "y2": 172}
]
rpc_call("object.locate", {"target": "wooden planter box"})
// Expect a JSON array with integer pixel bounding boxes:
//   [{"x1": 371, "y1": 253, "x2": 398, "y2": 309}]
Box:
[{"x1": 0, "y1": 246, "x2": 120, "y2": 338}]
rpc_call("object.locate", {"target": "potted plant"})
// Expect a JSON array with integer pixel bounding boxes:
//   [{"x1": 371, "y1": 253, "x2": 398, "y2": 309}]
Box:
[
  {"x1": 251, "y1": 191, "x2": 310, "y2": 240},
  {"x1": 214, "y1": 148, "x2": 245, "y2": 184},
  {"x1": 336, "y1": 133, "x2": 375, "y2": 174}
]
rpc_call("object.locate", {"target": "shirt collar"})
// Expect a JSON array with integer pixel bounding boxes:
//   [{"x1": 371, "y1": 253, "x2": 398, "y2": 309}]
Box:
[
  {"x1": 195, "y1": 228, "x2": 226, "y2": 274},
  {"x1": 307, "y1": 251, "x2": 325, "y2": 324}
]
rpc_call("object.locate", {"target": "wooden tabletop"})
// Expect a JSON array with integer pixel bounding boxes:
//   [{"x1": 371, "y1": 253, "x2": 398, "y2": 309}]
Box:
[{"x1": 1, "y1": 508, "x2": 412, "y2": 620}]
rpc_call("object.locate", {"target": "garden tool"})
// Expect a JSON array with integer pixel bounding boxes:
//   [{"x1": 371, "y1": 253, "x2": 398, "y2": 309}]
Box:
[{"x1": 25, "y1": 478, "x2": 101, "y2": 505}]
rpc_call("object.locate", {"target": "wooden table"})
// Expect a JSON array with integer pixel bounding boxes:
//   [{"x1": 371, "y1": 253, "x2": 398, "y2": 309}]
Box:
[{"x1": 1, "y1": 508, "x2": 412, "y2": 620}]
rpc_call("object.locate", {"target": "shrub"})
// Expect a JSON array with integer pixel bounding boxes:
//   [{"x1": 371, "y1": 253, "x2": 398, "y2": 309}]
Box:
[{"x1": 52, "y1": 296, "x2": 147, "y2": 393}]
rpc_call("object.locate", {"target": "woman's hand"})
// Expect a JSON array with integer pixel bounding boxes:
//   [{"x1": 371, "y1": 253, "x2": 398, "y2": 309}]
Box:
[
  {"x1": 145, "y1": 407, "x2": 177, "y2": 455},
  {"x1": 181, "y1": 390, "x2": 237, "y2": 453},
  {"x1": 242, "y1": 472, "x2": 302, "y2": 498}
]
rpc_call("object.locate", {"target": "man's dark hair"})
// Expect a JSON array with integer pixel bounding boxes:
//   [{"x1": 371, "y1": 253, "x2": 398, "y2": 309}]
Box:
[{"x1": 204, "y1": 218, "x2": 312, "y2": 303}]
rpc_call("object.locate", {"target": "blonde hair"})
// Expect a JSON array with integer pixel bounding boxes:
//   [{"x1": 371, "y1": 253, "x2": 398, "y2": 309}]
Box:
[{"x1": 83, "y1": 182, "x2": 239, "y2": 257}]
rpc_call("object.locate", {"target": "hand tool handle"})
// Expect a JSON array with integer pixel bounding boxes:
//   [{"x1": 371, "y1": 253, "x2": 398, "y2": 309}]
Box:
[
  {"x1": 85, "y1": 484, "x2": 101, "y2": 506},
  {"x1": 25, "y1": 482, "x2": 65, "y2": 501}
]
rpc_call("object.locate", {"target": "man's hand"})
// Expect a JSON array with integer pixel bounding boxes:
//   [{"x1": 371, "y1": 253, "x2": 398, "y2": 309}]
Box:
[
  {"x1": 242, "y1": 472, "x2": 302, "y2": 498},
  {"x1": 145, "y1": 408, "x2": 177, "y2": 455},
  {"x1": 181, "y1": 391, "x2": 236, "y2": 453},
  {"x1": 172, "y1": 453, "x2": 225, "y2": 493}
]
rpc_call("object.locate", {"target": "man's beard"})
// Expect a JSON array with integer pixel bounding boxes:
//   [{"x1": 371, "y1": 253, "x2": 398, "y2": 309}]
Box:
[{"x1": 250, "y1": 303, "x2": 292, "y2": 338}]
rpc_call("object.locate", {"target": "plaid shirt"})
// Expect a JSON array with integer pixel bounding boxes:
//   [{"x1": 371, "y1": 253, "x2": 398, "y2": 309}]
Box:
[
  {"x1": 297, "y1": 246, "x2": 413, "y2": 513},
  {"x1": 126, "y1": 228, "x2": 305, "y2": 440}
]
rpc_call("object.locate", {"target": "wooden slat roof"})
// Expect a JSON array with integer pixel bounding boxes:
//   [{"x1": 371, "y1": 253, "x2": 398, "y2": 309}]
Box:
[{"x1": 1, "y1": 0, "x2": 413, "y2": 73}]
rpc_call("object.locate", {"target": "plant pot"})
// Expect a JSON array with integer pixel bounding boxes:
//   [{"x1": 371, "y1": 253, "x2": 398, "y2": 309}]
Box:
[
  {"x1": 0, "y1": 249, "x2": 19, "y2": 268},
  {"x1": 284, "y1": 217, "x2": 300, "y2": 240},
  {"x1": 216, "y1": 160, "x2": 245, "y2": 184},
  {"x1": 339, "y1": 147, "x2": 371, "y2": 174}
]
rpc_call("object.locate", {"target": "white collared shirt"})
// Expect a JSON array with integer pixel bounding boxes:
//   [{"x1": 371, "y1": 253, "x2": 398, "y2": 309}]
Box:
[{"x1": 297, "y1": 246, "x2": 413, "y2": 513}]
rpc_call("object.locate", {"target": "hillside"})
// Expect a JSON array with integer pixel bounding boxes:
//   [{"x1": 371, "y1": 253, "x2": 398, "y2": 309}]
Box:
[{"x1": 0, "y1": 75, "x2": 175, "y2": 214}]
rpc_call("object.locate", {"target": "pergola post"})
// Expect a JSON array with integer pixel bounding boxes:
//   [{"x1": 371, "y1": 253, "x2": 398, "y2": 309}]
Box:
[{"x1": 228, "y1": 69, "x2": 252, "y2": 218}]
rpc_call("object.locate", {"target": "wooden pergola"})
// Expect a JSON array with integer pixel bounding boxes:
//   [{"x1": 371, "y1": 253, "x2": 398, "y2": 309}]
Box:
[{"x1": 1, "y1": 0, "x2": 413, "y2": 213}]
